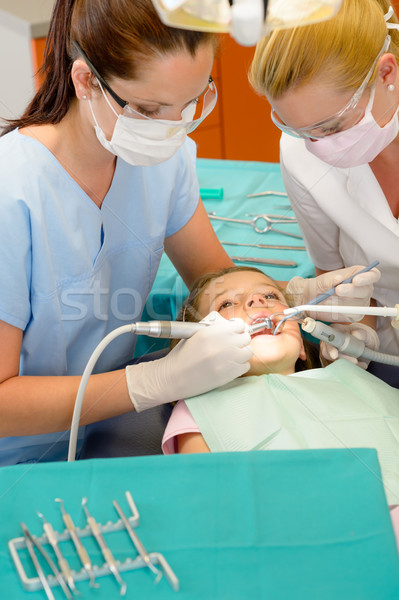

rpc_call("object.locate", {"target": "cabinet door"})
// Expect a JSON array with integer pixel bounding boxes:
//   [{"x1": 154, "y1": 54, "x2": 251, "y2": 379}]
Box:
[
  {"x1": 190, "y1": 35, "x2": 280, "y2": 162},
  {"x1": 31, "y1": 37, "x2": 47, "y2": 89}
]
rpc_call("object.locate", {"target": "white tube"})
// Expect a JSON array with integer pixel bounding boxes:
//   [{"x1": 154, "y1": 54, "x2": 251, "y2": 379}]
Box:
[
  {"x1": 68, "y1": 324, "x2": 134, "y2": 462},
  {"x1": 284, "y1": 305, "x2": 399, "y2": 318}
]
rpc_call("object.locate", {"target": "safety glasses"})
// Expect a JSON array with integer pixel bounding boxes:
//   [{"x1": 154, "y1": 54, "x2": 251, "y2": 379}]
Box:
[
  {"x1": 270, "y1": 35, "x2": 391, "y2": 140},
  {"x1": 73, "y1": 41, "x2": 217, "y2": 134}
]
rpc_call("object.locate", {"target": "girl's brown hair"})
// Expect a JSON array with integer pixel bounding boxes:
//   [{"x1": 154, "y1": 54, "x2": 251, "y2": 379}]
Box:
[
  {"x1": 172, "y1": 266, "x2": 320, "y2": 372},
  {"x1": 1, "y1": 0, "x2": 218, "y2": 135}
]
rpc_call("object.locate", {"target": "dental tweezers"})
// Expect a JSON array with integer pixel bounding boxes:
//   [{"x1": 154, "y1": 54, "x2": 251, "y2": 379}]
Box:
[
  {"x1": 221, "y1": 240, "x2": 306, "y2": 251},
  {"x1": 232, "y1": 256, "x2": 297, "y2": 267},
  {"x1": 247, "y1": 190, "x2": 288, "y2": 198},
  {"x1": 21, "y1": 522, "x2": 72, "y2": 599},
  {"x1": 20, "y1": 523, "x2": 55, "y2": 600}
]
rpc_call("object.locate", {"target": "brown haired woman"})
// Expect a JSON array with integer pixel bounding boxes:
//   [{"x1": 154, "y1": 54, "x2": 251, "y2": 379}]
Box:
[
  {"x1": 0, "y1": 0, "x2": 256, "y2": 464},
  {"x1": 0, "y1": 0, "x2": 379, "y2": 464}
]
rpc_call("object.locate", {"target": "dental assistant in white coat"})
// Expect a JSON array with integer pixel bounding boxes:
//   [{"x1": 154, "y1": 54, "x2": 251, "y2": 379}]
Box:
[{"x1": 250, "y1": 0, "x2": 399, "y2": 375}]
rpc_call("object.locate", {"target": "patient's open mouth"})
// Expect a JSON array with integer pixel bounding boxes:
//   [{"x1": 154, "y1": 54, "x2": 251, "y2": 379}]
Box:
[{"x1": 250, "y1": 315, "x2": 278, "y2": 337}]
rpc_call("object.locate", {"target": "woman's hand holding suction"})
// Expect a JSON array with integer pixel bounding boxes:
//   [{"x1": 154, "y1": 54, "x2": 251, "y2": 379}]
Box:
[{"x1": 320, "y1": 322, "x2": 380, "y2": 369}]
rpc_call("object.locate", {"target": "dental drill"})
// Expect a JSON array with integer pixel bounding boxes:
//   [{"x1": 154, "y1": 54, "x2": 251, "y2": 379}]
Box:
[{"x1": 67, "y1": 317, "x2": 274, "y2": 461}]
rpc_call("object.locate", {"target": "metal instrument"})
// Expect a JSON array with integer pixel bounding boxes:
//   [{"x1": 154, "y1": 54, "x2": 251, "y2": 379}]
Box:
[
  {"x1": 245, "y1": 212, "x2": 296, "y2": 221},
  {"x1": 20, "y1": 523, "x2": 55, "y2": 600},
  {"x1": 21, "y1": 522, "x2": 72, "y2": 599},
  {"x1": 221, "y1": 240, "x2": 306, "y2": 250},
  {"x1": 208, "y1": 212, "x2": 302, "y2": 238},
  {"x1": 55, "y1": 498, "x2": 97, "y2": 588},
  {"x1": 113, "y1": 492, "x2": 162, "y2": 582},
  {"x1": 37, "y1": 512, "x2": 77, "y2": 595},
  {"x1": 231, "y1": 256, "x2": 296, "y2": 267},
  {"x1": 82, "y1": 498, "x2": 127, "y2": 596},
  {"x1": 247, "y1": 190, "x2": 289, "y2": 198}
]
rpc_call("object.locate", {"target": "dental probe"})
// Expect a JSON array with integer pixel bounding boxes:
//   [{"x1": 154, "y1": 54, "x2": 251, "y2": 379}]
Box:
[
  {"x1": 55, "y1": 499, "x2": 97, "y2": 588},
  {"x1": 37, "y1": 512, "x2": 77, "y2": 595},
  {"x1": 304, "y1": 261, "x2": 380, "y2": 306},
  {"x1": 113, "y1": 500, "x2": 162, "y2": 582},
  {"x1": 21, "y1": 522, "x2": 72, "y2": 600},
  {"x1": 81, "y1": 498, "x2": 127, "y2": 596},
  {"x1": 273, "y1": 261, "x2": 380, "y2": 336},
  {"x1": 20, "y1": 523, "x2": 55, "y2": 600}
]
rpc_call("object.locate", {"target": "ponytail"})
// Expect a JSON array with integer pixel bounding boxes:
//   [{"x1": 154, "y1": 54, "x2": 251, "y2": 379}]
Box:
[{"x1": 1, "y1": 0, "x2": 77, "y2": 135}]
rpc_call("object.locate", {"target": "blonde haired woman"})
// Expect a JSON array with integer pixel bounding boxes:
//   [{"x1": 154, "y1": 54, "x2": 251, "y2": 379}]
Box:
[{"x1": 250, "y1": 0, "x2": 399, "y2": 385}]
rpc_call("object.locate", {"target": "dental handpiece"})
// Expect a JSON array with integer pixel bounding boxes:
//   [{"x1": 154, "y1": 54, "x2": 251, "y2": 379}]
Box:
[
  {"x1": 55, "y1": 498, "x2": 97, "y2": 588},
  {"x1": 132, "y1": 318, "x2": 274, "y2": 339}
]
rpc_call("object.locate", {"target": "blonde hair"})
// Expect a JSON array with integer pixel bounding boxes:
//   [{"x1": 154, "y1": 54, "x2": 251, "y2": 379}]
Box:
[{"x1": 250, "y1": 0, "x2": 399, "y2": 99}]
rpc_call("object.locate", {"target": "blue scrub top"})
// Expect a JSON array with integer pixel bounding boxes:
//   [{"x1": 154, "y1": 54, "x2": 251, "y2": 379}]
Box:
[{"x1": 0, "y1": 129, "x2": 199, "y2": 464}]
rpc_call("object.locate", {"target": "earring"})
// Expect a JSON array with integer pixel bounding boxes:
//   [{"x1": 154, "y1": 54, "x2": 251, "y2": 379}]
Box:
[
  {"x1": 388, "y1": 84, "x2": 395, "y2": 92},
  {"x1": 82, "y1": 95, "x2": 87, "y2": 100}
]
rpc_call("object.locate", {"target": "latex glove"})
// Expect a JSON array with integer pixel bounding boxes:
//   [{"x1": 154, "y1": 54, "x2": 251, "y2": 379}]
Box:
[
  {"x1": 126, "y1": 311, "x2": 253, "y2": 412},
  {"x1": 285, "y1": 266, "x2": 381, "y2": 322},
  {"x1": 320, "y1": 322, "x2": 380, "y2": 369}
]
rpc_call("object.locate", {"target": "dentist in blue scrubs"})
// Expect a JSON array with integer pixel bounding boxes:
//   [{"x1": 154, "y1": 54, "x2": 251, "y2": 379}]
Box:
[{"x1": 0, "y1": 0, "x2": 378, "y2": 465}]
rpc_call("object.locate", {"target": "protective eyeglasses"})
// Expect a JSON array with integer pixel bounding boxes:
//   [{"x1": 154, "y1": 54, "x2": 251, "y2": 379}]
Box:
[
  {"x1": 270, "y1": 34, "x2": 391, "y2": 140},
  {"x1": 73, "y1": 41, "x2": 217, "y2": 134}
]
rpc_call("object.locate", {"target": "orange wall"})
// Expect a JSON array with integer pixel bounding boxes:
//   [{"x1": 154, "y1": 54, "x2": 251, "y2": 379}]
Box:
[{"x1": 191, "y1": 34, "x2": 280, "y2": 162}]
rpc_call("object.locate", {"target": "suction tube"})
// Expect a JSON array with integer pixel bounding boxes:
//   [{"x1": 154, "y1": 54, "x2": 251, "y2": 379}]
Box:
[{"x1": 301, "y1": 318, "x2": 399, "y2": 366}]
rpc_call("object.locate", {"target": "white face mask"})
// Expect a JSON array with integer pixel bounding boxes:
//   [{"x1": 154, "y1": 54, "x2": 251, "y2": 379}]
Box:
[
  {"x1": 89, "y1": 84, "x2": 197, "y2": 166},
  {"x1": 304, "y1": 85, "x2": 399, "y2": 168}
]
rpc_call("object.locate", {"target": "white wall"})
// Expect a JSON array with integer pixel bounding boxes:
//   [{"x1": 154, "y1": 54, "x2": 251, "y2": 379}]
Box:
[{"x1": 0, "y1": 22, "x2": 35, "y2": 123}]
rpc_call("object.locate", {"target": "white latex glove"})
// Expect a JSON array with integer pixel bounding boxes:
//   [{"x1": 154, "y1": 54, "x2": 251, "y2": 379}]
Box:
[
  {"x1": 285, "y1": 266, "x2": 381, "y2": 322},
  {"x1": 320, "y1": 322, "x2": 380, "y2": 369},
  {"x1": 126, "y1": 311, "x2": 253, "y2": 412}
]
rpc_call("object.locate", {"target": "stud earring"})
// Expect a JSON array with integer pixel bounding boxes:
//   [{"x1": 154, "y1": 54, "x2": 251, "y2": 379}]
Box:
[
  {"x1": 388, "y1": 84, "x2": 395, "y2": 92},
  {"x1": 82, "y1": 95, "x2": 87, "y2": 100}
]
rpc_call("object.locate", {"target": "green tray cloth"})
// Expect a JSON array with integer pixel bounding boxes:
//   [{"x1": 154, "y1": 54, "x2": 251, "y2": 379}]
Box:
[{"x1": 1, "y1": 450, "x2": 397, "y2": 599}]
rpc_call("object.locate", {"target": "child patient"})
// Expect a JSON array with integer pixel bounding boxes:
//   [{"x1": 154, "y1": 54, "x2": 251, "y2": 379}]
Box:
[{"x1": 162, "y1": 266, "x2": 399, "y2": 506}]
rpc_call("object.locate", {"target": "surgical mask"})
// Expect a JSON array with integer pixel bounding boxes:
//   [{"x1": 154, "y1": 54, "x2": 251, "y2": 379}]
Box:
[
  {"x1": 89, "y1": 83, "x2": 198, "y2": 166},
  {"x1": 304, "y1": 85, "x2": 399, "y2": 167}
]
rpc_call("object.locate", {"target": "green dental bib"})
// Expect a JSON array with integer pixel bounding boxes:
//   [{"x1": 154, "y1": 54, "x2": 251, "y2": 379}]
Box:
[{"x1": 186, "y1": 360, "x2": 399, "y2": 504}]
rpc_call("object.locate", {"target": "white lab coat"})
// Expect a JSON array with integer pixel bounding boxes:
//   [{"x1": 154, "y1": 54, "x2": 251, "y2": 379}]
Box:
[{"x1": 280, "y1": 132, "x2": 399, "y2": 355}]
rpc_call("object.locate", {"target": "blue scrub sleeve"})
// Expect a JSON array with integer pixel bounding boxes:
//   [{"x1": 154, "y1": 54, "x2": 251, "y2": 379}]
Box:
[{"x1": 0, "y1": 197, "x2": 31, "y2": 329}]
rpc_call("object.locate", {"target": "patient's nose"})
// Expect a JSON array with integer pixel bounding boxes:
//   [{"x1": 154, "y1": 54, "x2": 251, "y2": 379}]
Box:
[{"x1": 246, "y1": 293, "x2": 267, "y2": 308}]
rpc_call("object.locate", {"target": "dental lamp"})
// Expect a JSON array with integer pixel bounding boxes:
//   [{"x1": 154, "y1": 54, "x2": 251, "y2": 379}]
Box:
[{"x1": 151, "y1": 0, "x2": 343, "y2": 46}]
